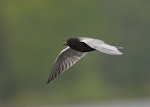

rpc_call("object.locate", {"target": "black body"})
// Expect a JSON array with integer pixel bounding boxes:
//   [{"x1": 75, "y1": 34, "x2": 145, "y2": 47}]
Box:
[{"x1": 66, "y1": 38, "x2": 95, "y2": 52}]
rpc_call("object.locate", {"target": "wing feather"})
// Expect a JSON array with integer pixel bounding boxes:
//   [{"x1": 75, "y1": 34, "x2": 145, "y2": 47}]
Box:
[
  {"x1": 47, "y1": 47, "x2": 86, "y2": 83},
  {"x1": 79, "y1": 37, "x2": 123, "y2": 55}
]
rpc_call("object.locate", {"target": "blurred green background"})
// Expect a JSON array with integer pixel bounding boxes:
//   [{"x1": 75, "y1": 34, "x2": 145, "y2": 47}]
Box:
[{"x1": 0, "y1": 0, "x2": 150, "y2": 106}]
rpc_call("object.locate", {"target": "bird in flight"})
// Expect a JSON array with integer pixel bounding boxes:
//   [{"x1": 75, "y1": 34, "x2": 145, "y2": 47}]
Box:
[{"x1": 47, "y1": 37, "x2": 123, "y2": 84}]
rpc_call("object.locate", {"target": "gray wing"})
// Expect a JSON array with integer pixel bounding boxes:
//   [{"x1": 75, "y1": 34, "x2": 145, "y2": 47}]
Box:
[
  {"x1": 47, "y1": 47, "x2": 86, "y2": 83},
  {"x1": 79, "y1": 37, "x2": 123, "y2": 55}
]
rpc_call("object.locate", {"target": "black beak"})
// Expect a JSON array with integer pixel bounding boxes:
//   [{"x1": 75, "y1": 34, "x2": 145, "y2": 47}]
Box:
[{"x1": 62, "y1": 43, "x2": 67, "y2": 46}]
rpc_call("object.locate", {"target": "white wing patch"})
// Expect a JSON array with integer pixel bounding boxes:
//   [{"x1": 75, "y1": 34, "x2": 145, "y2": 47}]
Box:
[{"x1": 79, "y1": 37, "x2": 123, "y2": 55}]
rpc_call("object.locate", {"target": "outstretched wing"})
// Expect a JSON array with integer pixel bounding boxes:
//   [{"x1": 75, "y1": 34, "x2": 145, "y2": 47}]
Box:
[
  {"x1": 79, "y1": 37, "x2": 123, "y2": 55},
  {"x1": 47, "y1": 47, "x2": 86, "y2": 84}
]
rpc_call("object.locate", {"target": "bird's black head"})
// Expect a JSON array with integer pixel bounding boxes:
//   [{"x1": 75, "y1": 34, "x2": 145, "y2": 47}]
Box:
[{"x1": 64, "y1": 38, "x2": 80, "y2": 46}]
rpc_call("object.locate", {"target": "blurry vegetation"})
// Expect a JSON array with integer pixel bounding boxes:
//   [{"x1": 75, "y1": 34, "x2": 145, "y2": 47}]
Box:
[{"x1": 0, "y1": 0, "x2": 150, "y2": 106}]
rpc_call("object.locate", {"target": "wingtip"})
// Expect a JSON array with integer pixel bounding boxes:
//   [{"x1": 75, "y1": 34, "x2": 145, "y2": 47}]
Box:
[
  {"x1": 46, "y1": 76, "x2": 55, "y2": 84},
  {"x1": 118, "y1": 52, "x2": 123, "y2": 55},
  {"x1": 46, "y1": 80, "x2": 50, "y2": 84},
  {"x1": 114, "y1": 46, "x2": 123, "y2": 55},
  {"x1": 117, "y1": 47, "x2": 123, "y2": 55},
  {"x1": 46, "y1": 78, "x2": 52, "y2": 84},
  {"x1": 115, "y1": 49, "x2": 123, "y2": 55}
]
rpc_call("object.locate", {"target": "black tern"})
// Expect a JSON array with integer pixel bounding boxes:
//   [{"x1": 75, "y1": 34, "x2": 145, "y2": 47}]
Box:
[{"x1": 47, "y1": 37, "x2": 123, "y2": 84}]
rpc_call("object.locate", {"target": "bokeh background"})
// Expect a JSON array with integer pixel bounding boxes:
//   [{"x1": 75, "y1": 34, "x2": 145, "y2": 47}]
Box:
[{"x1": 0, "y1": 0, "x2": 150, "y2": 107}]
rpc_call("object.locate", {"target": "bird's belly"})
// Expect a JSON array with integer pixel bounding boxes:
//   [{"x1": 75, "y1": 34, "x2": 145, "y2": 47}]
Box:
[
  {"x1": 70, "y1": 42, "x2": 95, "y2": 52},
  {"x1": 77, "y1": 47, "x2": 95, "y2": 52}
]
